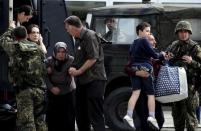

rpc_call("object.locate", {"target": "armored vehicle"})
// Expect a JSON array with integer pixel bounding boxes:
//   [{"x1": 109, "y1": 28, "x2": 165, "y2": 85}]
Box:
[
  {"x1": 86, "y1": 3, "x2": 201, "y2": 131},
  {"x1": 1, "y1": 0, "x2": 201, "y2": 130}
]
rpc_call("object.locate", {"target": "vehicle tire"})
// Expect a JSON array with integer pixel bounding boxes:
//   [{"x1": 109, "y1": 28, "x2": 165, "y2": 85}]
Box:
[{"x1": 104, "y1": 87, "x2": 141, "y2": 131}]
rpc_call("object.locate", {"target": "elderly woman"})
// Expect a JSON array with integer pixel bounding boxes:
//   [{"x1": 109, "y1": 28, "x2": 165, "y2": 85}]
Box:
[{"x1": 45, "y1": 42, "x2": 75, "y2": 131}]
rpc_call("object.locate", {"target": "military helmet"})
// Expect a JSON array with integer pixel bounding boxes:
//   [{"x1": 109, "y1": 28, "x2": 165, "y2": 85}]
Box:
[{"x1": 175, "y1": 20, "x2": 192, "y2": 34}]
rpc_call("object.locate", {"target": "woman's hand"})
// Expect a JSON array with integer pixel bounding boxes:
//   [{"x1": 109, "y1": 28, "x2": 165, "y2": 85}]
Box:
[
  {"x1": 47, "y1": 67, "x2": 52, "y2": 74},
  {"x1": 9, "y1": 21, "x2": 16, "y2": 28},
  {"x1": 50, "y1": 87, "x2": 60, "y2": 95}
]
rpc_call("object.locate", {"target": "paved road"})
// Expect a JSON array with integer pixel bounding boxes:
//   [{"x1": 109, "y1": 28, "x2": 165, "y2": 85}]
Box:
[{"x1": 75, "y1": 106, "x2": 201, "y2": 131}]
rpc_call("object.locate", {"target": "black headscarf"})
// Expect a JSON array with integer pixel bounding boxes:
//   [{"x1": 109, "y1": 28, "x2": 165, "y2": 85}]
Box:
[{"x1": 52, "y1": 42, "x2": 69, "y2": 72}]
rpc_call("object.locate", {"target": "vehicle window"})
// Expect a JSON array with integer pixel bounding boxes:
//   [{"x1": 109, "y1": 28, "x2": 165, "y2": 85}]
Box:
[
  {"x1": 94, "y1": 17, "x2": 156, "y2": 44},
  {"x1": 94, "y1": 18, "x2": 140, "y2": 44},
  {"x1": 185, "y1": 19, "x2": 201, "y2": 41}
]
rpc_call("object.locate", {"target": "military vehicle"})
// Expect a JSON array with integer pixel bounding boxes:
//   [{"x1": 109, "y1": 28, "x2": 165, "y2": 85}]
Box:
[
  {"x1": 86, "y1": 3, "x2": 201, "y2": 131},
  {"x1": 1, "y1": 0, "x2": 201, "y2": 130}
]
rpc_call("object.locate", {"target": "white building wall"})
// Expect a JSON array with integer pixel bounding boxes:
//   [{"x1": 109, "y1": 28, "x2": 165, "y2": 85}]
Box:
[
  {"x1": 66, "y1": 0, "x2": 201, "y2": 6},
  {"x1": 156, "y1": 0, "x2": 201, "y2": 3}
]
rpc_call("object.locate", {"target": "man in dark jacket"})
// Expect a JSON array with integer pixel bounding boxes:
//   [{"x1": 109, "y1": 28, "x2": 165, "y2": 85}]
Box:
[
  {"x1": 136, "y1": 34, "x2": 164, "y2": 131},
  {"x1": 125, "y1": 34, "x2": 165, "y2": 130},
  {"x1": 64, "y1": 15, "x2": 107, "y2": 131}
]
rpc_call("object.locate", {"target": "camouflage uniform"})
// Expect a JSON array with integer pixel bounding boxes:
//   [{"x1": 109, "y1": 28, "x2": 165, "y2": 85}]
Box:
[
  {"x1": 166, "y1": 21, "x2": 201, "y2": 131},
  {"x1": 0, "y1": 27, "x2": 47, "y2": 131}
]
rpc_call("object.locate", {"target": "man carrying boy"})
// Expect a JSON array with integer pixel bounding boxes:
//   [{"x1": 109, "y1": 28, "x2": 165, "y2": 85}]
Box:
[{"x1": 123, "y1": 22, "x2": 165, "y2": 130}]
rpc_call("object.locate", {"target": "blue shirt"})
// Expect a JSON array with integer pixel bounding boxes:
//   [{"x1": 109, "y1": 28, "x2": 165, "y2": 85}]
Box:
[{"x1": 129, "y1": 37, "x2": 163, "y2": 67}]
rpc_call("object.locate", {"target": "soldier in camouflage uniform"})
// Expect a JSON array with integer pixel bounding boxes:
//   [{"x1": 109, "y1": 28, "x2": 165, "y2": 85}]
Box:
[
  {"x1": 166, "y1": 20, "x2": 201, "y2": 131},
  {"x1": 0, "y1": 26, "x2": 47, "y2": 131}
]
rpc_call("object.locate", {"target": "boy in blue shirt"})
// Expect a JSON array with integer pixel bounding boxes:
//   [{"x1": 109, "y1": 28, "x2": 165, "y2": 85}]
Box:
[{"x1": 123, "y1": 22, "x2": 165, "y2": 130}]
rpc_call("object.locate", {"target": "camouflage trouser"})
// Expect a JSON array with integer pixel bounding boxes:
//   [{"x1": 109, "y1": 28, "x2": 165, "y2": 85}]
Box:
[
  {"x1": 172, "y1": 84, "x2": 199, "y2": 131},
  {"x1": 16, "y1": 88, "x2": 47, "y2": 131}
]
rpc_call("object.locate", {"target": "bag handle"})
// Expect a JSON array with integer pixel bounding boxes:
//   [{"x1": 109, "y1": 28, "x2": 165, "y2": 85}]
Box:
[{"x1": 163, "y1": 60, "x2": 170, "y2": 66}]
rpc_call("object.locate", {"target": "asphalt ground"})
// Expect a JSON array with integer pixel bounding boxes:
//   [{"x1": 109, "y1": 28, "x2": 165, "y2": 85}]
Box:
[{"x1": 76, "y1": 106, "x2": 201, "y2": 131}]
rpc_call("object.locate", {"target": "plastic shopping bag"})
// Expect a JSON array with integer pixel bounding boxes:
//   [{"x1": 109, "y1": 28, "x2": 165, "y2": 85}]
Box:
[{"x1": 155, "y1": 65, "x2": 188, "y2": 103}]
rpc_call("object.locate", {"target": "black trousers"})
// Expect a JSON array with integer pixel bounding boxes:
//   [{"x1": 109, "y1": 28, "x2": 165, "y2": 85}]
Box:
[
  {"x1": 46, "y1": 91, "x2": 75, "y2": 131},
  {"x1": 76, "y1": 80, "x2": 106, "y2": 131},
  {"x1": 136, "y1": 92, "x2": 165, "y2": 131}
]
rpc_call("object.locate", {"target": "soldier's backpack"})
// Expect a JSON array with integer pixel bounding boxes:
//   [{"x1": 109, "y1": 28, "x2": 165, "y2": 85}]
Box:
[{"x1": 10, "y1": 40, "x2": 45, "y2": 88}]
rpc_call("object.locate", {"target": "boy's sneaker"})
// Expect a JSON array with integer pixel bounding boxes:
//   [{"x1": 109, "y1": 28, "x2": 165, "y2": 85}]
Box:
[
  {"x1": 123, "y1": 115, "x2": 136, "y2": 130},
  {"x1": 147, "y1": 116, "x2": 159, "y2": 130}
]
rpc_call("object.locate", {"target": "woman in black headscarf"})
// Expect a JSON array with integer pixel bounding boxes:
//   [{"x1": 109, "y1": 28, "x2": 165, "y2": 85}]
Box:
[{"x1": 45, "y1": 42, "x2": 75, "y2": 131}]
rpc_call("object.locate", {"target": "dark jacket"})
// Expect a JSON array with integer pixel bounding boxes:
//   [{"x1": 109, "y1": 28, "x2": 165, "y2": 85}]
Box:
[
  {"x1": 45, "y1": 42, "x2": 74, "y2": 95},
  {"x1": 73, "y1": 28, "x2": 107, "y2": 85}
]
